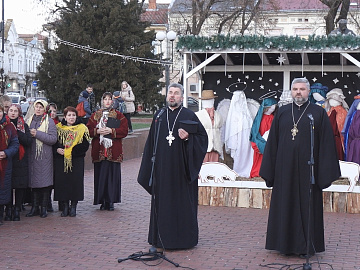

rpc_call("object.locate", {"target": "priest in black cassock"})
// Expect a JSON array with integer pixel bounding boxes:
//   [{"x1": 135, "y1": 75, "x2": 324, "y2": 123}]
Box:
[
  {"x1": 260, "y1": 77, "x2": 340, "y2": 257},
  {"x1": 137, "y1": 83, "x2": 208, "y2": 250}
]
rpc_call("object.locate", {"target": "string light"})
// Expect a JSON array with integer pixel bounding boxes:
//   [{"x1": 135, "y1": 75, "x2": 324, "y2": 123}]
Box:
[{"x1": 57, "y1": 38, "x2": 172, "y2": 66}]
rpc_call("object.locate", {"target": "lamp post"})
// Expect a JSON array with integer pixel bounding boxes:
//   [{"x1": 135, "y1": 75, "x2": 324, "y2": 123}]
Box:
[
  {"x1": 0, "y1": 67, "x2": 5, "y2": 95},
  {"x1": 155, "y1": 30, "x2": 177, "y2": 98}
]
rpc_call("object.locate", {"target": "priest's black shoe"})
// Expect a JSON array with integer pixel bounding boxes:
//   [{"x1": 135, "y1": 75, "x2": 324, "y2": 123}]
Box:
[{"x1": 108, "y1": 203, "x2": 114, "y2": 211}]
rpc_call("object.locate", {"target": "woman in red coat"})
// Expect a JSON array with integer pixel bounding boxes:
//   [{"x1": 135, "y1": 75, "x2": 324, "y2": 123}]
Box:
[{"x1": 87, "y1": 92, "x2": 128, "y2": 211}]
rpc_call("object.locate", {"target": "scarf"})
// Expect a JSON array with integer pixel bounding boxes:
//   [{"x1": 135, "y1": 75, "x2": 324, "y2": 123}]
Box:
[
  {"x1": 26, "y1": 113, "x2": 49, "y2": 159},
  {"x1": 56, "y1": 122, "x2": 90, "y2": 172},
  {"x1": 205, "y1": 107, "x2": 215, "y2": 124},
  {"x1": 10, "y1": 116, "x2": 26, "y2": 161},
  {"x1": 0, "y1": 115, "x2": 10, "y2": 187},
  {"x1": 96, "y1": 109, "x2": 113, "y2": 149}
]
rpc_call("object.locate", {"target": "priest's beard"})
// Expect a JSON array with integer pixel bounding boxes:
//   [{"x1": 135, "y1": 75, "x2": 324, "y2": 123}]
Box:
[
  {"x1": 167, "y1": 101, "x2": 180, "y2": 108},
  {"x1": 293, "y1": 96, "x2": 309, "y2": 105}
]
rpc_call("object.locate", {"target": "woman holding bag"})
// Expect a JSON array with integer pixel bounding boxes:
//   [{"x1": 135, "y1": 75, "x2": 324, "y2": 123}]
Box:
[{"x1": 87, "y1": 92, "x2": 128, "y2": 211}]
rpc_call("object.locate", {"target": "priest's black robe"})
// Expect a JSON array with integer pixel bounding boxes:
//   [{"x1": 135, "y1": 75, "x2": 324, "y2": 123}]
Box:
[
  {"x1": 137, "y1": 106, "x2": 208, "y2": 249},
  {"x1": 260, "y1": 101, "x2": 340, "y2": 256}
]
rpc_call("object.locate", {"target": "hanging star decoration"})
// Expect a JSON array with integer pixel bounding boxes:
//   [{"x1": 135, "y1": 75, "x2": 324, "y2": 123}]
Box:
[
  {"x1": 348, "y1": 91, "x2": 352, "y2": 94},
  {"x1": 260, "y1": 85, "x2": 264, "y2": 89},
  {"x1": 269, "y1": 78, "x2": 273, "y2": 82},
  {"x1": 217, "y1": 79, "x2": 221, "y2": 85},
  {"x1": 344, "y1": 85, "x2": 348, "y2": 88},
  {"x1": 324, "y1": 72, "x2": 328, "y2": 76},
  {"x1": 274, "y1": 82, "x2": 279, "y2": 86},
  {"x1": 258, "y1": 77, "x2": 263, "y2": 81},
  {"x1": 276, "y1": 54, "x2": 286, "y2": 65},
  {"x1": 228, "y1": 74, "x2": 232, "y2": 79},
  {"x1": 356, "y1": 72, "x2": 360, "y2": 78},
  {"x1": 237, "y1": 78, "x2": 241, "y2": 82},
  {"x1": 245, "y1": 75, "x2": 250, "y2": 79},
  {"x1": 333, "y1": 78, "x2": 339, "y2": 84},
  {"x1": 312, "y1": 77, "x2": 317, "y2": 82},
  {"x1": 357, "y1": 90, "x2": 360, "y2": 93}
]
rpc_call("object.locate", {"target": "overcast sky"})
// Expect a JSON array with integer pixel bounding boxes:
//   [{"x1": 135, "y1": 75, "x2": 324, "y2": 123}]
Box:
[{"x1": 2, "y1": 0, "x2": 171, "y2": 34}]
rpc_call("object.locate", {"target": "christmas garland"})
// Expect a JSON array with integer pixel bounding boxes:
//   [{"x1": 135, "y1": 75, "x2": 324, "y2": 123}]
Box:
[{"x1": 176, "y1": 34, "x2": 360, "y2": 52}]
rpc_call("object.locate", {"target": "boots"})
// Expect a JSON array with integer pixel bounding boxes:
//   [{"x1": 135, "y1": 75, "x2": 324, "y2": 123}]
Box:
[
  {"x1": 47, "y1": 190, "x2": 54, "y2": 212},
  {"x1": 40, "y1": 188, "x2": 50, "y2": 218},
  {"x1": 61, "y1": 201, "x2": 69, "y2": 217},
  {"x1": 58, "y1": 201, "x2": 64, "y2": 212},
  {"x1": 0, "y1": 205, "x2": 4, "y2": 225},
  {"x1": 12, "y1": 206, "x2": 21, "y2": 221},
  {"x1": 69, "y1": 201, "x2": 78, "y2": 217},
  {"x1": 4, "y1": 204, "x2": 12, "y2": 221},
  {"x1": 26, "y1": 191, "x2": 40, "y2": 217}
]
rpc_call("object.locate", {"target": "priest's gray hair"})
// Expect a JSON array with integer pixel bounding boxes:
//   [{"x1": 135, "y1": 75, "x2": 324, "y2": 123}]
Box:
[
  {"x1": 168, "y1": 83, "x2": 184, "y2": 96},
  {"x1": 291, "y1": 78, "x2": 310, "y2": 90}
]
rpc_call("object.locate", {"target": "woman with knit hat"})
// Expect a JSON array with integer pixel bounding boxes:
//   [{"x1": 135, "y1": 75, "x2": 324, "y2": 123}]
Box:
[
  {"x1": 54, "y1": 106, "x2": 90, "y2": 217},
  {"x1": 26, "y1": 100, "x2": 57, "y2": 218}
]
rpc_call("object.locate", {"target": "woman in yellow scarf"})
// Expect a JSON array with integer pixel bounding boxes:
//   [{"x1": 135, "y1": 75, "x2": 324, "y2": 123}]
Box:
[{"x1": 54, "y1": 106, "x2": 90, "y2": 217}]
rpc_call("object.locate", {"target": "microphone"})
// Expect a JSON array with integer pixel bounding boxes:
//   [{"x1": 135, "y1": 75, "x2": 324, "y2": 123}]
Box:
[
  {"x1": 307, "y1": 113, "x2": 314, "y2": 121},
  {"x1": 156, "y1": 108, "x2": 166, "y2": 121}
]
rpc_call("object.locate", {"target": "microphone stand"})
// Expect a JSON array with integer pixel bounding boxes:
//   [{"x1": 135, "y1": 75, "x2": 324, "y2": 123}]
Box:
[
  {"x1": 303, "y1": 115, "x2": 315, "y2": 270},
  {"x1": 118, "y1": 109, "x2": 179, "y2": 267}
]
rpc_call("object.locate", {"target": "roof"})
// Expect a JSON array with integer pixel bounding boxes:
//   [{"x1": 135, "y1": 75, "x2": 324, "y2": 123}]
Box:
[
  {"x1": 140, "y1": 3, "x2": 169, "y2": 25},
  {"x1": 169, "y1": 0, "x2": 339, "y2": 13},
  {"x1": 18, "y1": 33, "x2": 47, "y2": 42}
]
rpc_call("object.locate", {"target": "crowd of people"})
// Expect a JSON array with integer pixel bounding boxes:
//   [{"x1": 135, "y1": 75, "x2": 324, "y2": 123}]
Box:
[
  {"x1": 0, "y1": 79, "x2": 343, "y2": 260},
  {"x1": 0, "y1": 85, "x2": 131, "y2": 225}
]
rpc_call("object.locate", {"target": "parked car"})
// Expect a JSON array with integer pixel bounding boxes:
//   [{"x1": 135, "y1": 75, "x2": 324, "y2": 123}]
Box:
[
  {"x1": 7, "y1": 93, "x2": 30, "y2": 115},
  {"x1": 187, "y1": 96, "x2": 199, "y2": 112}
]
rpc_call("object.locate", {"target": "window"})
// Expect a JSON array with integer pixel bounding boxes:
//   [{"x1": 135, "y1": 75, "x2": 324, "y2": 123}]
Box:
[{"x1": 298, "y1": 18, "x2": 303, "y2": 22}]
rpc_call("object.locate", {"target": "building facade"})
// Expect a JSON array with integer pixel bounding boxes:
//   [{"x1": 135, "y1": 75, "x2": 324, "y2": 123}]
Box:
[{"x1": 0, "y1": 19, "x2": 45, "y2": 97}]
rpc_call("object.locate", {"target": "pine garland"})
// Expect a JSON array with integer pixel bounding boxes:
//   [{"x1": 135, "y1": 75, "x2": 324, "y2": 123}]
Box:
[{"x1": 176, "y1": 34, "x2": 360, "y2": 52}]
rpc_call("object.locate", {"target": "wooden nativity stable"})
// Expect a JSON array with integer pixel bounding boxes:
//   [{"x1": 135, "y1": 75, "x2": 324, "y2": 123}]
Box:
[{"x1": 177, "y1": 34, "x2": 360, "y2": 213}]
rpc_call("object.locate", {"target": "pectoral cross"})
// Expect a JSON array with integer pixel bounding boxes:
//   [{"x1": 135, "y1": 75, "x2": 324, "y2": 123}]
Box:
[
  {"x1": 291, "y1": 124, "x2": 298, "y2": 140},
  {"x1": 166, "y1": 131, "x2": 175, "y2": 146}
]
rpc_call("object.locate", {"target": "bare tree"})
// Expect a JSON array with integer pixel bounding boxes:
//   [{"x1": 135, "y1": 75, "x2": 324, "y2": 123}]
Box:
[
  {"x1": 320, "y1": 0, "x2": 350, "y2": 34},
  {"x1": 171, "y1": 0, "x2": 279, "y2": 36}
]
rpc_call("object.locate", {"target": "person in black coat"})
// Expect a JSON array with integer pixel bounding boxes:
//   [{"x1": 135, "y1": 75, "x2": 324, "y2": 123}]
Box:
[
  {"x1": 53, "y1": 106, "x2": 90, "y2": 217},
  {"x1": 7, "y1": 105, "x2": 32, "y2": 221}
]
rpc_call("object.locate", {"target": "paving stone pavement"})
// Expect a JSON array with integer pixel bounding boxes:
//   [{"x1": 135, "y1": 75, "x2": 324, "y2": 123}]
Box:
[{"x1": 1, "y1": 157, "x2": 360, "y2": 270}]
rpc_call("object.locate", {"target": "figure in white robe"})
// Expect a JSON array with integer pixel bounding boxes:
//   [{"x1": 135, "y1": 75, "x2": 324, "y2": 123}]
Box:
[{"x1": 224, "y1": 91, "x2": 254, "y2": 177}]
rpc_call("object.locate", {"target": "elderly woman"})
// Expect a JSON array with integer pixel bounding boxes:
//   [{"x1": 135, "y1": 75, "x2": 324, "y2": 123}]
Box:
[
  {"x1": 87, "y1": 92, "x2": 128, "y2": 211},
  {"x1": 26, "y1": 100, "x2": 57, "y2": 218},
  {"x1": 0, "y1": 104, "x2": 19, "y2": 225},
  {"x1": 54, "y1": 106, "x2": 90, "y2": 217},
  {"x1": 7, "y1": 104, "x2": 32, "y2": 221}
]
